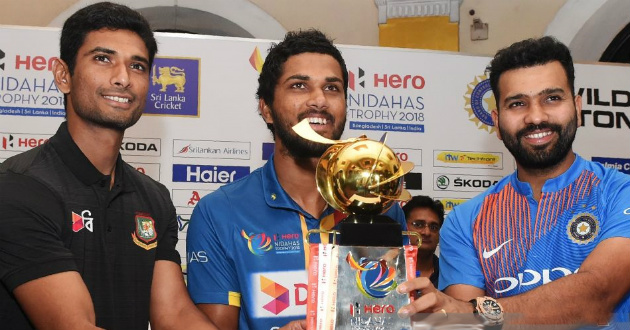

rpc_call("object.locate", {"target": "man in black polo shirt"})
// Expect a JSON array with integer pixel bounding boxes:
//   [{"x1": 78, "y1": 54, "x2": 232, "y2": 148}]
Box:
[{"x1": 0, "y1": 3, "x2": 234, "y2": 330}]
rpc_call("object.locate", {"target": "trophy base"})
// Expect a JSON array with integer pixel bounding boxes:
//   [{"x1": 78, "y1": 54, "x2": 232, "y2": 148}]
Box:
[{"x1": 337, "y1": 214, "x2": 403, "y2": 247}]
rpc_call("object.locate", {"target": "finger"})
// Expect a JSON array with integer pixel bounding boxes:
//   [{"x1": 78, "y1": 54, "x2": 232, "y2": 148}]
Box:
[
  {"x1": 398, "y1": 291, "x2": 439, "y2": 318},
  {"x1": 396, "y1": 276, "x2": 433, "y2": 295}
]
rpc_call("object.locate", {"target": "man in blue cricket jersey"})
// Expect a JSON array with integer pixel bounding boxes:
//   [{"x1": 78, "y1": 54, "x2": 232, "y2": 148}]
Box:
[{"x1": 397, "y1": 36, "x2": 630, "y2": 329}]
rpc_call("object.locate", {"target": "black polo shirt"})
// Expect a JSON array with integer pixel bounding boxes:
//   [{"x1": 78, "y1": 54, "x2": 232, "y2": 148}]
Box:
[{"x1": 0, "y1": 122, "x2": 180, "y2": 330}]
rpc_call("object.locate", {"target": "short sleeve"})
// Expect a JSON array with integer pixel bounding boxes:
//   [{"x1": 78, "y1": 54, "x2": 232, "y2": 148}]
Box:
[
  {"x1": 155, "y1": 184, "x2": 181, "y2": 265},
  {"x1": 0, "y1": 172, "x2": 77, "y2": 291},
  {"x1": 438, "y1": 203, "x2": 485, "y2": 291},
  {"x1": 186, "y1": 191, "x2": 240, "y2": 306}
]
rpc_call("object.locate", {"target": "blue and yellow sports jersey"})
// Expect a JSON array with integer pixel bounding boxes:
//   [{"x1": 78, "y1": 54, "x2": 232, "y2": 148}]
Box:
[
  {"x1": 186, "y1": 154, "x2": 407, "y2": 330},
  {"x1": 440, "y1": 154, "x2": 630, "y2": 326}
]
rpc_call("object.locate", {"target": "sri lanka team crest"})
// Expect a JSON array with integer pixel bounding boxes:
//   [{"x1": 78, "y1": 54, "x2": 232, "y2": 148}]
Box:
[
  {"x1": 567, "y1": 212, "x2": 599, "y2": 244},
  {"x1": 132, "y1": 213, "x2": 158, "y2": 250},
  {"x1": 464, "y1": 73, "x2": 496, "y2": 133},
  {"x1": 241, "y1": 229, "x2": 272, "y2": 256},
  {"x1": 346, "y1": 253, "x2": 397, "y2": 299},
  {"x1": 145, "y1": 56, "x2": 200, "y2": 117}
]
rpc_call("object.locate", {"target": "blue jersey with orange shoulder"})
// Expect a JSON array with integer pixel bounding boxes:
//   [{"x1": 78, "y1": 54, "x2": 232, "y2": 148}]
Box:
[
  {"x1": 439, "y1": 154, "x2": 630, "y2": 327},
  {"x1": 186, "y1": 154, "x2": 407, "y2": 330}
]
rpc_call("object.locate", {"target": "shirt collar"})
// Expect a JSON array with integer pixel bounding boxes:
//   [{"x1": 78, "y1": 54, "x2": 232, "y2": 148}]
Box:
[
  {"x1": 511, "y1": 153, "x2": 584, "y2": 196},
  {"x1": 49, "y1": 121, "x2": 126, "y2": 188},
  {"x1": 261, "y1": 153, "x2": 334, "y2": 220}
]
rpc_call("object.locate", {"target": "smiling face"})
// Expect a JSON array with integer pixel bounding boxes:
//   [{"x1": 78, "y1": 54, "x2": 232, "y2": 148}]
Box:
[
  {"x1": 55, "y1": 28, "x2": 150, "y2": 131},
  {"x1": 491, "y1": 61, "x2": 581, "y2": 171},
  {"x1": 260, "y1": 52, "x2": 346, "y2": 158}
]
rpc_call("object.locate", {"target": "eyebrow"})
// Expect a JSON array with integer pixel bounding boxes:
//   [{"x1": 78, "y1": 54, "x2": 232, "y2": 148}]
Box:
[
  {"x1": 283, "y1": 74, "x2": 343, "y2": 84},
  {"x1": 503, "y1": 87, "x2": 566, "y2": 104},
  {"x1": 88, "y1": 46, "x2": 150, "y2": 66}
]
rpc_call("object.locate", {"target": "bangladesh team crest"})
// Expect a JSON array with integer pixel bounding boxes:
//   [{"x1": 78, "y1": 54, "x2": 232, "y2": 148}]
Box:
[
  {"x1": 566, "y1": 212, "x2": 599, "y2": 245},
  {"x1": 132, "y1": 213, "x2": 158, "y2": 250}
]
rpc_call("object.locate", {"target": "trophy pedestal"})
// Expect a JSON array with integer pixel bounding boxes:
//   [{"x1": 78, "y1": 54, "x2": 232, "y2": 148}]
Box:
[{"x1": 337, "y1": 214, "x2": 403, "y2": 247}]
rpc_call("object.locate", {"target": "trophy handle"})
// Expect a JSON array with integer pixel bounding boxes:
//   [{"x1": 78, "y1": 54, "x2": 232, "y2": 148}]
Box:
[
  {"x1": 306, "y1": 229, "x2": 341, "y2": 245},
  {"x1": 402, "y1": 231, "x2": 422, "y2": 248}
]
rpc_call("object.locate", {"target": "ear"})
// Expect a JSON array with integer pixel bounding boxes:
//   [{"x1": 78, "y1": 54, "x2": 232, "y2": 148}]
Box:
[
  {"x1": 52, "y1": 58, "x2": 71, "y2": 94},
  {"x1": 574, "y1": 94, "x2": 582, "y2": 126},
  {"x1": 259, "y1": 99, "x2": 273, "y2": 124},
  {"x1": 491, "y1": 108, "x2": 502, "y2": 140}
]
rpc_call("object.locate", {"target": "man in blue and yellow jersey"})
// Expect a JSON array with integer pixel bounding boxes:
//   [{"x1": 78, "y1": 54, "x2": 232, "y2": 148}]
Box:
[
  {"x1": 186, "y1": 29, "x2": 407, "y2": 330},
  {"x1": 397, "y1": 36, "x2": 630, "y2": 329}
]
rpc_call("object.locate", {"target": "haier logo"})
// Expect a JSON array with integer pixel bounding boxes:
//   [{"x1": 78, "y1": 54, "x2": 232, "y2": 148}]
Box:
[
  {"x1": 120, "y1": 138, "x2": 160, "y2": 156},
  {"x1": 172, "y1": 164, "x2": 250, "y2": 183}
]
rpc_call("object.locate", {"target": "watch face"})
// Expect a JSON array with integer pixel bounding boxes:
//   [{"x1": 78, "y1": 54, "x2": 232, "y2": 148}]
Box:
[
  {"x1": 481, "y1": 299, "x2": 502, "y2": 316},
  {"x1": 478, "y1": 298, "x2": 504, "y2": 325}
]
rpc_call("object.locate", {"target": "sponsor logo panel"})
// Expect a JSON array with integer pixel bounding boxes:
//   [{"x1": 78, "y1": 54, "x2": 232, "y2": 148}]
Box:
[
  {"x1": 146, "y1": 57, "x2": 200, "y2": 117},
  {"x1": 393, "y1": 147, "x2": 421, "y2": 166},
  {"x1": 172, "y1": 164, "x2": 250, "y2": 183},
  {"x1": 0, "y1": 51, "x2": 65, "y2": 117},
  {"x1": 0, "y1": 132, "x2": 50, "y2": 152},
  {"x1": 434, "y1": 150, "x2": 502, "y2": 169},
  {"x1": 172, "y1": 189, "x2": 212, "y2": 208},
  {"x1": 251, "y1": 270, "x2": 308, "y2": 318},
  {"x1": 127, "y1": 162, "x2": 160, "y2": 181},
  {"x1": 436, "y1": 197, "x2": 469, "y2": 213},
  {"x1": 577, "y1": 88, "x2": 630, "y2": 129},
  {"x1": 463, "y1": 73, "x2": 495, "y2": 133},
  {"x1": 173, "y1": 139, "x2": 250, "y2": 160},
  {"x1": 592, "y1": 156, "x2": 630, "y2": 175},
  {"x1": 347, "y1": 67, "x2": 426, "y2": 134},
  {"x1": 120, "y1": 138, "x2": 161, "y2": 156},
  {"x1": 433, "y1": 173, "x2": 501, "y2": 192}
]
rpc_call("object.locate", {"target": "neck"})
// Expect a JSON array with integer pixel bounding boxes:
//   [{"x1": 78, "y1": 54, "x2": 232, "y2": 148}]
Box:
[
  {"x1": 516, "y1": 151, "x2": 576, "y2": 201},
  {"x1": 273, "y1": 145, "x2": 327, "y2": 218},
  {"x1": 416, "y1": 249, "x2": 435, "y2": 273},
  {"x1": 66, "y1": 118, "x2": 123, "y2": 186}
]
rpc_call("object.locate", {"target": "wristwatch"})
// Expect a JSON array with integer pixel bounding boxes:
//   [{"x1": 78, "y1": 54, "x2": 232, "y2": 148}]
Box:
[{"x1": 470, "y1": 296, "x2": 504, "y2": 330}]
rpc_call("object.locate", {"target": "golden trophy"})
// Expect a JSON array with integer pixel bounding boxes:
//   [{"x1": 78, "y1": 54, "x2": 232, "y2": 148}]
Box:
[{"x1": 293, "y1": 120, "x2": 418, "y2": 330}]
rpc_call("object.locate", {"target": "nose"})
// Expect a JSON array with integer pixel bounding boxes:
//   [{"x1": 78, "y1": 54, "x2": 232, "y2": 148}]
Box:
[
  {"x1": 306, "y1": 88, "x2": 328, "y2": 110},
  {"x1": 524, "y1": 101, "x2": 549, "y2": 126},
  {"x1": 111, "y1": 63, "x2": 131, "y2": 89}
]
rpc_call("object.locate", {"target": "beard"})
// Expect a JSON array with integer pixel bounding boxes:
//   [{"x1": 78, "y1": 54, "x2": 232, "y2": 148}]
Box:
[
  {"x1": 70, "y1": 90, "x2": 144, "y2": 132},
  {"x1": 499, "y1": 113, "x2": 577, "y2": 170},
  {"x1": 271, "y1": 107, "x2": 346, "y2": 159}
]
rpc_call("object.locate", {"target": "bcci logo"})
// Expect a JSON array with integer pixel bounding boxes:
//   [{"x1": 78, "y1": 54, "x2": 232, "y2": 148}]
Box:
[
  {"x1": 567, "y1": 212, "x2": 599, "y2": 244},
  {"x1": 241, "y1": 229, "x2": 272, "y2": 256},
  {"x1": 464, "y1": 73, "x2": 496, "y2": 133},
  {"x1": 346, "y1": 253, "x2": 397, "y2": 299}
]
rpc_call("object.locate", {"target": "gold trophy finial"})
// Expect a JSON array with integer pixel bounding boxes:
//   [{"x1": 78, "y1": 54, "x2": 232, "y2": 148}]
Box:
[{"x1": 292, "y1": 119, "x2": 413, "y2": 215}]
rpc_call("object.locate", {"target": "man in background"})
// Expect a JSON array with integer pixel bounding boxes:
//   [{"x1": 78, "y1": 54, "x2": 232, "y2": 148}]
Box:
[
  {"x1": 403, "y1": 195, "x2": 444, "y2": 289},
  {"x1": 186, "y1": 29, "x2": 407, "y2": 330}
]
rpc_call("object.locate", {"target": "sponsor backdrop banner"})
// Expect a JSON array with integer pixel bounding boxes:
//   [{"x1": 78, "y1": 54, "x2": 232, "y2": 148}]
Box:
[{"x1": 2, "y1": 26, "x2": 630, "y2": 268}]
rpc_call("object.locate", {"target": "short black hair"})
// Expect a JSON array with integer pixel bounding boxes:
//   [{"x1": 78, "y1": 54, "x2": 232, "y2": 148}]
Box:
[
  {"x1": 402, "y1": 195, "x2": 445, "y2": 225},
  {"x1": 256, "y1": 29, "x2": 348, "y2": 135},
  {"x1": 60, "y1": 1, "x2": 157, "y2": 75},
  {"x1": 489, "y1": 36, "x2": 575, "y2": 109}
]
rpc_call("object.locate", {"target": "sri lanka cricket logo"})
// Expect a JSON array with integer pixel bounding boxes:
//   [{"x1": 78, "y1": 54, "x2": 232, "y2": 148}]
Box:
[
  {"x1": 241, "y1": 229, "x2": 273, "y2": 256},
  {"x1": 346, "y1": 253, "x2": 397, "y2": 299},
  {"x1": 152, "y1": 65, "x2": 186, "y2": 92}
]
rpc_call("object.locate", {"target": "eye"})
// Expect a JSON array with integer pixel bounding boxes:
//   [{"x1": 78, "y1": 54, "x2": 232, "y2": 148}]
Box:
[
  {"x1": 546, "y1": 94, "x2": 562, "y2": 102},
  {"x1": 291, "y1": 82, "x2": 306, "y2": 89},
  {"x1": 94, "y1": 54, "x2": 110, "y2": 63},
  {"x1": 130, "y1": 63, "x2": 146, "y2": 72},
  {"x1": 324, "y1": 84, "x2": 340, "y2": 91},
  {"x1": 507, "y1": 101, "x2": 524, "y2": 109}
]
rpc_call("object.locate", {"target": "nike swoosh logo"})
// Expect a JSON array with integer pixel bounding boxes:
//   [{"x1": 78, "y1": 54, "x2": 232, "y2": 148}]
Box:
[{"x1": 482, "y1": 239, "x2": 512, "y2": 259}]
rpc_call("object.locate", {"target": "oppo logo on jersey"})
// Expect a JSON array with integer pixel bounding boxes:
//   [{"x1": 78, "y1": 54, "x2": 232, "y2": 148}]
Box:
[{"x1": 494, "y1": 267, "x2": 579, "y2": 294}]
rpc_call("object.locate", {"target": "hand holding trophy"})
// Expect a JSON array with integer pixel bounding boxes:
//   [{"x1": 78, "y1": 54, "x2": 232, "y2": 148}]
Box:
[{"x1": 293, "y1": 120, "x2": 420, "y2": 330}]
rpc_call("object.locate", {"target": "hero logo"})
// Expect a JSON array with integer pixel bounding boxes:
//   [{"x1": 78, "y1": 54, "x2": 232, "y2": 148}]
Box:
[
  {"x1": 349, "y1": 67, "x2": 425, "y2": 90},
  {"x1": 172, "y1": 164, "x2": 250, "y2": 183},
  {"x1": 0, "y1": 49, "x2": 5, "y2": 71},
  {"x1": 1, "y1": 133, "x2": 49, "y2": 151},
  {"x1": 14, "y1": 54, "x2": 58, "y2": 71},
  {"x1": 494, "y1": 267, "x2": 578, "y2": 294},
  {"x1": 120, "y1": 138, "x2": 160, "y2": 156}
]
